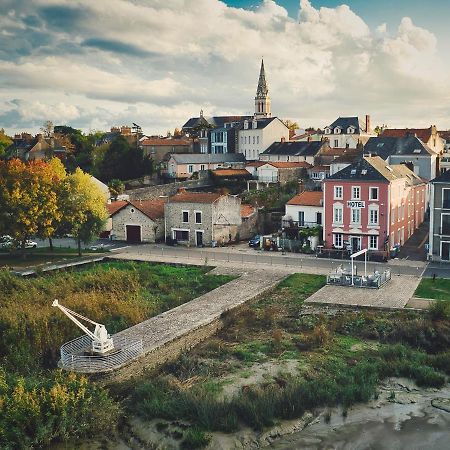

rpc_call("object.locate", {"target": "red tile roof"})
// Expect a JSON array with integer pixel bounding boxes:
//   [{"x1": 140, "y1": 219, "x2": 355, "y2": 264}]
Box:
[
  {"x1": 381, "y1": 128, "x2": 432, "y2": 143},
  {"x1": 131, "y1": 198, "x2": 167, "y2": 220},
  {"x1": 287, "y1": 191, "x2": 323, "y2": 207},
  {"x1": 263, "y1": 161, "x2": 312, "y2": 169},
  {"x1": 107, "y1": 199, "x2": 167, "y2": 220},
  {"x1": 141, "y1": 138, "x2": 191, "y2": 146},
  {"x1": 211, "y1": 169, "x2": 250, "y2": 177},
  {"x1": 106, "y1": 201, "x2": 128, "y2": 216},
  {"x1": 240, "y1": 204, "x2": 256, "y2": 218},
  {"x1": 169, "y1": 191, "x2": 223, "y2": 204}
]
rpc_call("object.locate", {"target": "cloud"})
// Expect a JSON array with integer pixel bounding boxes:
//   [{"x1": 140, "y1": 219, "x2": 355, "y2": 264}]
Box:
[{"x1": 0, "y1": 0, "x2": 449, "y2": 135}]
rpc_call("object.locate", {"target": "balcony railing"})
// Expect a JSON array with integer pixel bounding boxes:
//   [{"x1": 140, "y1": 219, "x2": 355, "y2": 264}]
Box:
[
  {"x1": 282, "y1": 220, "x2": 322, "y2": 228},
  {"x1": 257, "y1": 175, "x2": 279, "y2": 182}
]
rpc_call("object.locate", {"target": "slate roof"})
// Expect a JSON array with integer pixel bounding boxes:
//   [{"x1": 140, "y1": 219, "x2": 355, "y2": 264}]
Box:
[
  {"x1": 364, "y1": 136, "x2": 436, "y2": 159},
  {"x1": 287, "y1": 191, "x2": 323, "y2": 207},
  {"x1": 170, "y1": 153, "x2": 246, "y2": 164},
  {"x1": 327, "y1": 156, "x2": 425, "y2": 185},
  {"x1": 326, "y1": 117, "x2": 364, "y2": 133},
  {"x1": 169, "y1": 191, "x2": 224, "y2": 204},
  {"x1": 239, "y1": 117, "x2": 280, "y2": 130},
  {"x1": 182, "y1": 115, "x2": 252, "y2": 130},
  {"x1": 261, "y1": 161, "x2": 312, "y2": 169},
  {"x1": 431, "y1": 170, "x2": 450, "y2": 184},
  {"x1": 262, "y1": 140, "x2": 325, "y2": 157}
]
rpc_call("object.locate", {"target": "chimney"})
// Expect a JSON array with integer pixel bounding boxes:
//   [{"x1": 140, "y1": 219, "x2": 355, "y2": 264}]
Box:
[
  {"x1": 298, "y1": 180, "x2": 305, "y2": 194},
  {"x1": 177, "y1": 187, "x2": 187, "y2": 194},
  {"x1": 281, "y1": 137, "x2": 286, "y2": 143},
  {"x1": 365, "y1": 114, "x2": 371, "y2": 133}
]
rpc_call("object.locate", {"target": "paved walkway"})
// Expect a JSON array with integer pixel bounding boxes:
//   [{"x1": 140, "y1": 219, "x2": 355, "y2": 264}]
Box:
[
  {"x1": 114, "y1": 265, "x2": 286, "y2": 359},
  {"x1": 305, "y1": 275, "x2": 421, "y2": 309}
]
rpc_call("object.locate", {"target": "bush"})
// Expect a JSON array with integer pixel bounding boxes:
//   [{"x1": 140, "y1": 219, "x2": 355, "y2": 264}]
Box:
[
  {"x1": 182, "y1": 428, "x2": 211, "y2": 449},
  {"x1": 429, "y1": 301, "x2": 450, "y2": 321}
]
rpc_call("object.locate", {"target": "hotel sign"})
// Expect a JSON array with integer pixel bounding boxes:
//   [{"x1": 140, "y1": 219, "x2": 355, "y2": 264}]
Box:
[{"x1": 347, "y1": 200, "x2": 365, "y2": 208}]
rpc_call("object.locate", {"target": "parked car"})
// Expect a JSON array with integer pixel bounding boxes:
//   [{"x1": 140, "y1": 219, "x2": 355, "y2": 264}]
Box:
[
  {"x1": 248, "y1": 235, "x2": 261, "y2": 248},
  {"x1": 0, "y1": 236, "x2": 37, "y2": 249}
]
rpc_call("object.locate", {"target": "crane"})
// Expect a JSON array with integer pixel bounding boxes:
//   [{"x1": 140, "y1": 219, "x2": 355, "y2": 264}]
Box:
[{"x1": 52, "y1": 299, "x2": 114, "y2": 354}]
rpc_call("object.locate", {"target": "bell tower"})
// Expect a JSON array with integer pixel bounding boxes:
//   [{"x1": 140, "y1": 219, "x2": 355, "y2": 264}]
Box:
[{"x1": 254, "y1": 58, "x2": 271, "y2": 118}]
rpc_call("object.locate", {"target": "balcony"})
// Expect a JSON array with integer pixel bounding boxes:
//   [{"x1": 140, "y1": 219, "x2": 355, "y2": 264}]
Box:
[{"x1": 283, "y1": 220, "x2": 322, "y2": 228}]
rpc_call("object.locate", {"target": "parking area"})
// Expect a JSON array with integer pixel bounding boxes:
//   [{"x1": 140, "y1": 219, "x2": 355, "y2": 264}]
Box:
[{"x1": 33, "y1": 237, "x2": 129, "y2": 252}]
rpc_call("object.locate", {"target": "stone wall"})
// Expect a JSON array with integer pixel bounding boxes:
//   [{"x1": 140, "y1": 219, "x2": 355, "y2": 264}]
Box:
[{"x1": 111, "y1": 205, "x2": 161, "y2": 242}]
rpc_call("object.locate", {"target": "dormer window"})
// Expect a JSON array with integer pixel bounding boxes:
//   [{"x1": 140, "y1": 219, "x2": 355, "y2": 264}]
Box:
[
  {"x1": 347, "y1": 127, "x2": 355, "y2": 134},
  {"x1": 252, "y1": 120, "x2": 257, "y2": 129},
  {"x1": 244, "y1": 120, "x2": 249, "y2": 130},
  {"x1": 334, "y1": 127, "x2": 341, "y2": 134},
  {"x1": 324, "y1": 128, "x2": 331, "y2": 135}
]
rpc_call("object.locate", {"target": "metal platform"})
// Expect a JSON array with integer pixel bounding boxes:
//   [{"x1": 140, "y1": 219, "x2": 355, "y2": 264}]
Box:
[{"x1": 59, "y1": 334, "x2": 143, "y2": 373}]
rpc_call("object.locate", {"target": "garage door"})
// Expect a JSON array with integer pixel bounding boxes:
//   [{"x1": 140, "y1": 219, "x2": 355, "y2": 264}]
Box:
[{"x1": 126, "y1": 225, "x2": 141, "y2": 243}]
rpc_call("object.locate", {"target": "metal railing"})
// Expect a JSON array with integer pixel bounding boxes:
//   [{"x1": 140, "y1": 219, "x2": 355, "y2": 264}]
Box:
[
  {"x1": 282, "y1": 220, "x2": 321, "y2": 228},
  {"x1": 326, "y1": 268, "x2": 391, "y2": 289},
  {"x1": 60, "y1": 334, "x2": 143, "y2": 373}
]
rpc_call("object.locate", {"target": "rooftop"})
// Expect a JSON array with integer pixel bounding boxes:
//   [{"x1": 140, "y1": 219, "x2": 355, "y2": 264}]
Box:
[
  {"x1": 287, "y1": 191, "x2": 323, "y2": 207},
  {"x1": 170, "y1": 153, "x2": 246, "y2": 164},
  {"x1": 364, "y1": 135, "x2": 436, "y2": 158},
  {"x1": 169, "y1": 191, "x2": 224, "y2": 204},
  {"x1": 262, "y1": 140, "x2": 326, "y2": 157},
  {"x1": 262, "y1": 161, "x2": 312, "y2": 169}
]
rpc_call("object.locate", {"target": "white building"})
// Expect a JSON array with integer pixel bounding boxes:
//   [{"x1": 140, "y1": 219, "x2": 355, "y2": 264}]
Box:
[
  {"x1": 284, "y1": 191, "x2": 324, "y2": 228},
  {"x1": 238, "y1": 117, "x2": 289, "y2": 161},
  {"x1": 324, "y1": 116, "x2": 376, "y2": 149}
]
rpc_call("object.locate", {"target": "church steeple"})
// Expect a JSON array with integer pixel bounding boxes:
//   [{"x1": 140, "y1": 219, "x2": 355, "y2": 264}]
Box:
[{"x1": 255, "y1": 58, "x2": 271, "y2": 118}]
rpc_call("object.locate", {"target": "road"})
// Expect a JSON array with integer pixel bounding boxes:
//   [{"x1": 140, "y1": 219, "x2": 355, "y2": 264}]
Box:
[
  {"x1": 116, "y1": 243, "x2": 428, "y2": 277},
  {"x1": 34, "y1": 237, "x2": 129, "y2": 252}
]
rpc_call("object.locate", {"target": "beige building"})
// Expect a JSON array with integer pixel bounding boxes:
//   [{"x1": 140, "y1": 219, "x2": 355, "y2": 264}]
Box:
[{"x1": 140, "y1": 137, "x2": 193, "y2": 164}]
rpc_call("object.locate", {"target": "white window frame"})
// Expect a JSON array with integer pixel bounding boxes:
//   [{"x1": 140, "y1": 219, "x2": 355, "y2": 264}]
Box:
[
  {"x1": 369, "y1": 207, "x2": 379, "y2": 225},
  {"x1": 333, "y1": 233, "x2": 343, "y2": 248},
  {"x1": 194, "y1": 210, "x2": 202, "y2": 225},
  {"x1": 369, "y1": 187, "x2": 379, "y2": 201},
  {"x1": 334, "y1": 186, "x2": 343, "y2": 200},
  {"x1": 333, "y1": 205, "x2": 343, "y2": 224},
  {"x1": 351, "y1": 186, "x2": 360, "y2": 200},
  {"x1": 368, "y1": 235, "x2": 378, "y2": 250},
  {"x1": 351, "y1": 207, "x2": 361, "y2": 225},
  {"x1": 188, "y1": 165, "x2": 193, "y2": 174},
  {"x1": 182, "y1": 210, "x2": 189, "y2": 223}
]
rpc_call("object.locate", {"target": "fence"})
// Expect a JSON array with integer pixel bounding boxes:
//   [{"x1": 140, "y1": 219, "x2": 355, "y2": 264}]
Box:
[
  {"x1": 60, "y1": 334, "x2": 143, "y2": 373},
  {"x1": 326, "y1": 268, "x2": 391, "y2": 289}
]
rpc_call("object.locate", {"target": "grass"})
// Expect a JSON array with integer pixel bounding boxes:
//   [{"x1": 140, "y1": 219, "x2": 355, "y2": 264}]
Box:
[
  {"x1": 0, "y1": 261, "x2": 234, "y2": 449},
  {"x1": 125, "y1": 272, "x2": 450, "y2": 447},
  {"x1": 415, "y1": 277, "x2": 450, "y2": 301}
]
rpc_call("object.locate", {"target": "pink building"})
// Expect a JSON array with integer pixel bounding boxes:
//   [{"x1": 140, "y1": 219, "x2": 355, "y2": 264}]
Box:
[{"x1": 323, "y1": 156, "x2": 426, "y2": 256}]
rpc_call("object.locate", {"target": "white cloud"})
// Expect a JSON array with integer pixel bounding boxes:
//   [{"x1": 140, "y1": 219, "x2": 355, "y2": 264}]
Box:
[{"x1": 0, "y1": 0, "x2": 449, "y2": 135}]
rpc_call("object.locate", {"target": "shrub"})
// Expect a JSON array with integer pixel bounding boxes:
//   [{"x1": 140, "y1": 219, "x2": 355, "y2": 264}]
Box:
[
  {"x1": 429, "y1": 301, "x2": 450, "y2": 321},
  {"x1": 182, "y1": 428, "x2": 211, "y2": 449}
]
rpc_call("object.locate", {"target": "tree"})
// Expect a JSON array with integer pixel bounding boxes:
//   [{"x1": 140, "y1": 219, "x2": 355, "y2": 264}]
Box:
[
  {"x1": 0, "y1": 129, "x2": 12, "y2": 157},
  {"x1": 41, "y1": 121, "x2": 54, "y2": 138},
  {"x1": 0, "y1": 159, "x2": 62, "y2": 254},
  {"x1": 108, "y1": 179, "x2": 125, "y2": 200},
  {"x1": 281, "y1": 119, "x2": 299, "y2": 131},
  {"x1": 173, "y1": 128, "x2": 182, "y2": 137},
  {"x1": 59, "y1": 168, "x2": 108, "y2": 256}
]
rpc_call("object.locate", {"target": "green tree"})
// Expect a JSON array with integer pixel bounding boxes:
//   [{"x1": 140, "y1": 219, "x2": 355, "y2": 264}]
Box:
[
  {"x1": 60, "y1": 168, "x2": 108, "y2": 255},
  {"x1": 0, "y1": 129, "x2": 13, "y2": 157},
  {"x1": 108, "y1": 179, "x2": 125, "y2": 199},
  {"x1": 281, "y1": 119, "x2": 299, "y2": 131}
]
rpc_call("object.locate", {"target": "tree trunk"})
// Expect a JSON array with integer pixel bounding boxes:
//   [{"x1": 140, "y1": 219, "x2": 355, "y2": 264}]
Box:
[
  {"x1": 49, "y1": 237, "x2": 53, "y2": 252},
  {"x1": 77, "y1": 237, "x2": 82, "y2": 257},
  {"x1": 21, "y1": 239, "x2": 27, "y2": 259}
]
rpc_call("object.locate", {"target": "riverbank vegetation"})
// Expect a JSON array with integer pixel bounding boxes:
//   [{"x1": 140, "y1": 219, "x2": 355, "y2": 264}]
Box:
[
  {"x1": 127, "y1": 273, "x2": 450, "y2": 448},
  {"x1": 0, "y1": 262, "x2": 233, "y2": 449}
]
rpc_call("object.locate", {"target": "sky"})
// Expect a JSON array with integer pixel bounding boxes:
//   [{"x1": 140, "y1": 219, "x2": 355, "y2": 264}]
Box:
[{"x1": 1, "y1": 0, "x2": 450, "y2": 136}]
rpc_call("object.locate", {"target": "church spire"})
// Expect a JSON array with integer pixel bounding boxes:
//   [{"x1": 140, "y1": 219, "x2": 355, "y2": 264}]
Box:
[{"x1": 254, "y1": 58, "x2": 271, "y2": 118}]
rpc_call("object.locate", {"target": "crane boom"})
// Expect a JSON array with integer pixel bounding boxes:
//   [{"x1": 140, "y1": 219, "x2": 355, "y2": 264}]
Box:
[{"x1": 52, "y1": 299, "x2": 114, "y2": 354}]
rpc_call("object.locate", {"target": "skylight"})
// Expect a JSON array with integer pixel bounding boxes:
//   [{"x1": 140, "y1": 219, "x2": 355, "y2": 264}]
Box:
[
  {"x1": 413, "y1": 149, "x2": 421, "y2": 153},
  {"x1": 351, "y1": 169, "x2": 357, "y2": 175},
  {"x1": 361, "y1": 169, "x2": 367, "y2": 175},
  {"x1": 377, "y1": 143, "x2": 384, "y2": 147}
]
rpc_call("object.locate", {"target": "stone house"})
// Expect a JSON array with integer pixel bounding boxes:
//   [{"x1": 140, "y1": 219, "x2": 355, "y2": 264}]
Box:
[
  {"x1": 256, "y1": 162, "x2": 311, "y2": 184},
  {"x1": 139, "y1": 137, "x2": 193, "y2": 164},
  {"x1": 107, "y1": 198, "x2": 166, "y2": 243},
  {"x1": 428, "y1": 170, "x2": 450, "y2": 262},
  {"x1": 165, "y1": 190, "x2": 243, "y2": 246}
]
